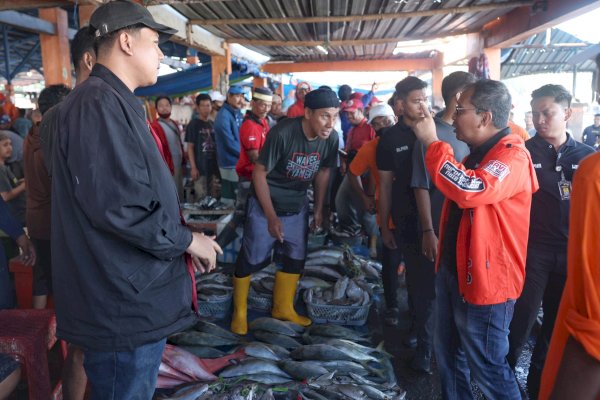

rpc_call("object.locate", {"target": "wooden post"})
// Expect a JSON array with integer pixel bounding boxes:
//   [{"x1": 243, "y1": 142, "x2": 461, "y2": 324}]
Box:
[
  {"x1": 211, "y1": 43, "x2": 231, "y2": 90},
  {"x1": 39, "y1": 8, "x2": 72, "y2": 87},
  {"x1": 253, "y1": 76, "x2": 267, "y2": 89},
  {"x1": 484, "y1": 47, "x2": 501, "y2": 80},
  {"x1": 432, "y1": 52, "x2": 444, "y2": 107},
  {"x1": 78, "y1": 4, "x2": 96, "y2": 27}
]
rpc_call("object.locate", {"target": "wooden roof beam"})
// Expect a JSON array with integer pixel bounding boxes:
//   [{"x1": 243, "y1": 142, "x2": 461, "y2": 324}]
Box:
[
  {"x1": 0, "y1": 0, "x2": 100, "y2": 11},
  {"x1": 191, "y1": 0, "x2": 534, "y2": 26},
  {"x1": 0, "y1": 10, "x2": 77, "y2": 38},
  {"x1": 483, "y1": 0, "x2": 600, "y2": 48},
  {"x1": 262, "y1": 58, "x2": 434, "y2": 74}
]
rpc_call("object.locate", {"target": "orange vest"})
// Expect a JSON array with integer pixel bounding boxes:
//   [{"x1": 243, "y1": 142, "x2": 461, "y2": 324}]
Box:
[{"x1": 427, "y1": 135, "x2": 539, "y2": 305}]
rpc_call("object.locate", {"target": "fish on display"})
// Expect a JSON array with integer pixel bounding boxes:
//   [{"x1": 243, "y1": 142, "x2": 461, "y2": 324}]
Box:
[
  {"x1": 175, "y1": 345, "x2": 226, "y2": 359},
  {"x1": 298, "y1": 276, "x2": 332, "y2": 290},
  {"x1": 249, "y1": 317, "x2": 304, "y2": 337},
  {"x1": 302, "y1": 266, "x2": 343, "y2": 282},
  {"x1": 278, "y1": 360, "x2": 330, "y2": 380},
  {"x1": 169, "y1": 331, "x2": 240, "y2": 347},
  {"x1": 161, "y1": 344, "x2": 217, "y2": 382},
  {"x1": 253, "y1": 330, "x2": 302, "y2": 350},
  {"x1": 193, "y1": 320, "x2": 241, "y2": 341},
  {"x1": 219, "y1": 359, "x2": 291, "y2": 379},
  {"x1": 306, "y1": 323, "x2": 370, "y2": 342},
  {"x1": 243, "y1": 342, "x2": 284, "y2": 361},
  {"x1": 290, "y1": 344, "x2": 379, "y2": 363},
  {"x1": 159, "y1": 382, "x2": 210, "y2": 399}
]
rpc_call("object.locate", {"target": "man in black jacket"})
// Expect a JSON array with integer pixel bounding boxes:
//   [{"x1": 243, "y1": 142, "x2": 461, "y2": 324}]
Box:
[{"x1": 51, "y1": 1, "x2": 221, "y2": 397}]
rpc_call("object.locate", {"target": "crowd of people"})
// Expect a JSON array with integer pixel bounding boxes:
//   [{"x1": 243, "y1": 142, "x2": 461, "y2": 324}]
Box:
[{"x1": 0, "y1": 0, "x2": 599, "y2": 399}]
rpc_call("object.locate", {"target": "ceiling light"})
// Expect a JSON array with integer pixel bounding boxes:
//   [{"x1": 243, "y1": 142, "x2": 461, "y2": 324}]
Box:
[{"x1": 316, "y1": 45, "x2": 329, "y2": 55}]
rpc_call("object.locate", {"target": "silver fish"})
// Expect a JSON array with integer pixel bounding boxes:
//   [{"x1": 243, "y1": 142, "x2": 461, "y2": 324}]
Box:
[
  {"x1": 168, "y1": 331, "x2": 239, "y2": 347},
  {"x1": 249, "y1": 317, "x2": 304, "y2": 337},
  {"x1": 253, "y1": 330, "x2": 302, "y2": 350},
  {"x1": 193, "y1": 320, "x2": 241, "y2": 341},
  {"x1": 290, "y1": 344, "x2": 378, "y2": 363},
  {"x1": 176, "y1": 345, "x2": 226, "y2": 359},
  {"x1": 333, "y1": 277, "x2": 350, "y2": 300},
  {"x1": 164, "y1": 383, "x2": 209, "y2": 400},
  {"x1": 219, "y1": 359, "x2": 291, "y2": 379},
  {"x1": 243, "y1": 342, "x2": 282, "y2": 361},
  {"x1": 278, "y1": 360, "x2": 329, "y2": 380},
  {"x1": 299, "y1": 276, "x2": 332, "y2": 290},
  {"x1": 306, "y1": 324, "x2": 370, "y2": 342},
  {"x1": 235, "y1": 373, "x2": 294, "y2": 385}
]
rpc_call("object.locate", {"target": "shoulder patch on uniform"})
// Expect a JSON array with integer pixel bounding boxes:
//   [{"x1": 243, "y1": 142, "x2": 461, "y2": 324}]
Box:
[
  {"x1": 439, "y1": 160, "x2": 485, "y2": 192},
  {"x1": 482, "y1": 160, "x2": 510, "y2": 182}
]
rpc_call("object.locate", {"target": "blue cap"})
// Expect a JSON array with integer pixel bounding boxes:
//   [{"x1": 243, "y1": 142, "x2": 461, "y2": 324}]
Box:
[{"x1": 228, "y1": 85, "x2": 245, "y2": 95}]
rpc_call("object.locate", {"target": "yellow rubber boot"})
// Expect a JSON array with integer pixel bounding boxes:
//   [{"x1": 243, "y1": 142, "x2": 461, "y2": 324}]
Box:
[
  {"x1": 271, "y1": 271, "x2": 312, "y2": 326},
  {"x1": 231, "y1": 275, "x2": 251, "y2": 335}
]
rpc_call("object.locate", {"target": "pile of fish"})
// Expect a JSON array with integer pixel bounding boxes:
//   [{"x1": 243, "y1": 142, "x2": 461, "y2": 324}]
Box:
[
  {"x1": 304, "y1": 276, "x2": 372, "y2": 307},
  {"x1": 159, "y1": 318, "x2": 405, "y2": 399},
  {"x1": 196, "y1": 272, "x2": 233, "y2": 303},
  {"x1": 304, "y1": 246, "x2": 382, "y2": 284}
]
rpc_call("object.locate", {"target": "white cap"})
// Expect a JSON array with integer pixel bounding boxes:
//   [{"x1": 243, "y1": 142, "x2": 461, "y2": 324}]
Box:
[
  {"x1": 208, "y1": 90, "x2": 226, "y2": 102},
  {"x1": 367, "y1": 103, "x2": 395, "y2": 123}
]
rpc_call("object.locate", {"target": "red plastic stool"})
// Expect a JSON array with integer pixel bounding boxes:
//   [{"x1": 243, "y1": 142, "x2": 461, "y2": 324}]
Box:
[{"x1": 0, "y1": 309, "x2": 58, "y2": 400}]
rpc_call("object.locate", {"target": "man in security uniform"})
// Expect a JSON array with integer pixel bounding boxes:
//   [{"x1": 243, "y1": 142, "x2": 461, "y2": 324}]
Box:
[{"x1": 507, "y1": 84, "x2": 595, "y2": 399}]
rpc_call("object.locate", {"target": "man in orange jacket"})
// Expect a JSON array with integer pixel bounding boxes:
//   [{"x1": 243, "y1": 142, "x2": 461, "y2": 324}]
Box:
[{"x1": 410, "y1": 79, "x2": 539, "y2": 399}]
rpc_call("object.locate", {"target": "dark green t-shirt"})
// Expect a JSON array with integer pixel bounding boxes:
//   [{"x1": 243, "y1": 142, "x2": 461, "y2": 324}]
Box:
[{"x1": 255, "y1": 117, "x2": 339, "y2": 213}]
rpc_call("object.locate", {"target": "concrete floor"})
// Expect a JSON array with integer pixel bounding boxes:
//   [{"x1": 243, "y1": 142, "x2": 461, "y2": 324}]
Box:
[{"x1": 368, "y1": 273, "x2": 534, "y2": 400}]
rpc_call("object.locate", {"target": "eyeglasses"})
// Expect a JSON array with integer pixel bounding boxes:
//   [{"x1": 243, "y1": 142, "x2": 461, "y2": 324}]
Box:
[{"x1": 454, "y1": 106, "x2": 484, "y2": 116}]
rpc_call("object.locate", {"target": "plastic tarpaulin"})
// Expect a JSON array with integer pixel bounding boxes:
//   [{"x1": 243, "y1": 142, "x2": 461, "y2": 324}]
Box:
[{"x1": 135, "y1": 64, "x2": 250, "y2": 97}]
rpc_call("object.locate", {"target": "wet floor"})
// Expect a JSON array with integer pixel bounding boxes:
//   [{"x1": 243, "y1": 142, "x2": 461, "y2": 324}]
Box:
[{"x1": 369, "y1": 273, "x2": 535, "y2": 400}]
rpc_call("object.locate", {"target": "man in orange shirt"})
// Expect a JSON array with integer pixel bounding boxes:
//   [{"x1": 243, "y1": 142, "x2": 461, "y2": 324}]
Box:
[
  {"x1": 0, "y1": 94, "x2": 19, "y2": 126},
  {"x1": 539, "y1": 152, "x2": 600, "y2": 400},
  {"x1": 347, "y1": 103, "x2": 398, "y2": 320},
  {"x1": 286, "y1": 82, "x2": 311, "y2": 118}
]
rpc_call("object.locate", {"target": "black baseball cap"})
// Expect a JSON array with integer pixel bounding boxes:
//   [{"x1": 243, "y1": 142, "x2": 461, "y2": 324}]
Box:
[{"x1": 90, "y1": 0, "x2": 177, "y2": 43}]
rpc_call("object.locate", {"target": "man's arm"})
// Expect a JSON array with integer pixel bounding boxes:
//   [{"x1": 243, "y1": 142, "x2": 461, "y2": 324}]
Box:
[
  {"x1": 414, "y1": 188, "x2": 437, "y2": 261},
  {"x1": 252, "y1": 162, "x2": 283, "y2": 242},
  {"x1": 348, "y1": 171, "x2": 375, "y2": 214},
  {"x1": 247, "y1": 149, "x2": 259, "y2": 164},
  {"x1": 378, "y1": 170, "x2": 396, "y2": 249},
  {"x1": 0, "y1": 181, "x2": 25, "y2": 201},
  {"x1": 550, "y1": 336, "x2": 600, "y2": 399},
  {"x1": 187, "y1": 144, "x2": 199, "y2": 180},
  {"x1": 312, "y1": 167, "x2": 331, "y2": 229}
]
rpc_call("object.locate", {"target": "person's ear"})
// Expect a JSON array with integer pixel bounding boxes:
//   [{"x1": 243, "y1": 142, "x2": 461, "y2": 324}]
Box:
[
  {"x1": 119, "y1": 31, "x2": 135, "y2": 56},
  {"x1": 564, "y1": 107, "x2": 573, "y2": 122}
]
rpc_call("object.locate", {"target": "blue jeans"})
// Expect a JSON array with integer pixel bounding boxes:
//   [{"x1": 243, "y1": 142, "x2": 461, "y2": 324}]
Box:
[
  {"x1": 83, "y1": 339, "x2": 166, "y2": 400},
  {"x1": 434, "y1": 266, "x2": 521, "y2": 400}
]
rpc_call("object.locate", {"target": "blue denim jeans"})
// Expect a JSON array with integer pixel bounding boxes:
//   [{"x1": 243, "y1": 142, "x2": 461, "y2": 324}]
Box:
[
  {"x1": 83, "y1": 338, "x2": 166, "y2": 400},
  {"x1": 434, "y1": 266, "x2": 521, "y2": 400}
]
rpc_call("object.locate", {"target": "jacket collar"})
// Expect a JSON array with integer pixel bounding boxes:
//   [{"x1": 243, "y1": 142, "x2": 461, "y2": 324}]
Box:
[
  {"x1": 91, "y1": 64, "x2": 146, "y2": 121},
  {"x1": 465, "y1": 127, "x2": 510, "y2": 168},
  {"x1": 531, "y1": 131, "x2": 575, "y2": 149}
]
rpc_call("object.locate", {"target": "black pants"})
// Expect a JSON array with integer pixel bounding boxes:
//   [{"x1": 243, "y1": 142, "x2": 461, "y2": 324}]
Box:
[
  {"x1": 507, "y1": 247, "x2": 566, "y2": 398},
  {"x1": 383, "y1": 217, "x2": 436, "y2": 352}
]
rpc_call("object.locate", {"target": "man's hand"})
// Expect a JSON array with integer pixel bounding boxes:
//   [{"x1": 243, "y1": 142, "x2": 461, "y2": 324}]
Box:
[
  {"x1": 311, "y1": 211, "x2": 323, "y2": 233},
  {"x1": 407, "y1": 102, "x2": 439, "y2": 148},
  {"x1": 190, "y1": 167, "x2": 199, "y2": 181},
  {"x1": 381, "y1": 227, "x2": 397, "y2": 250},
  {"x1": 267, "y1": 215, "x2": 284, "y2": 243},
  {"x1": 362, "y1": 195, "x2": 376, "y2": 215},
  {"x1": 16, "y1": 234, "x2": 36, "y2": 266},
  {"x1": 186, "y1": 232, "x2": 222, "y2": 273},
  {"x1": 421, "y1": 231, "x2": 438, "y2": 262}
]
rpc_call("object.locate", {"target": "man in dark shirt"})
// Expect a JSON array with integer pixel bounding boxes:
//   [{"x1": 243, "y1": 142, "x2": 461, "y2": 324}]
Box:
[
  {"x1": 581, "y1": 113, "x2": 600, "y2": 146},
  {"x1": 186, "y1": 93, "x2": 218, "y2": 201},
  {"x1": 507, "y1": 85, "x2": 595, "y2": 399},
  {"x1": 377, "y1": 76, "x2": 434, "y2": 371},
  {"x1": 51, "y1": 2, "x2": 221, "y2": 397},
  {"x1": 230, "y1": 88, "x2": 339, "y2": 335}
]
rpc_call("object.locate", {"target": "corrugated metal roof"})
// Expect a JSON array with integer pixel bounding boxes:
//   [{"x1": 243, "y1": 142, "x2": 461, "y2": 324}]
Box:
[
  {"x1": 501, "y1": 28, "x2": 597, "y2": 79},
  {"x1": 173, "y1": 0, "x2": 523, "y2": 62}
]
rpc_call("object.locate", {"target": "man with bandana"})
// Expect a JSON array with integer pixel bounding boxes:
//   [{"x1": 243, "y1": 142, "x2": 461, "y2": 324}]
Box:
[{"x1": 231, "y1": 88, "x2": 340, "y2": 335}]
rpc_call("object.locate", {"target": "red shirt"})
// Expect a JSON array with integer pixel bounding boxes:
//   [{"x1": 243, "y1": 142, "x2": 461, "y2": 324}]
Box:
[
  {"x1": 345, "y1": 119, "x2": 375, "y2": 153},
  {"x1": 236, "y1": 114, "x2": 270, "y2": 180}
]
